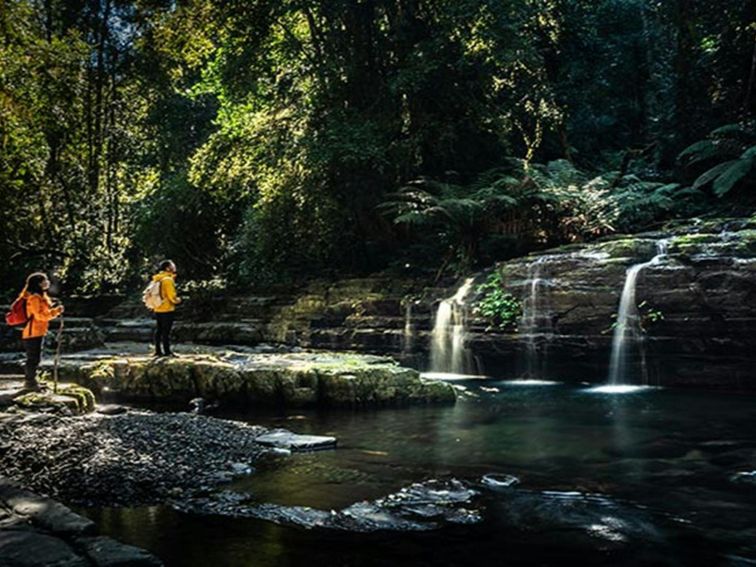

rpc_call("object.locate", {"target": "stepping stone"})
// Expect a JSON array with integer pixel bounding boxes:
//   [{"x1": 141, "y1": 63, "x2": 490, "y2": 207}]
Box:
[{"x1": 255, "y1": 429, "x2": 336, "y2": 451}]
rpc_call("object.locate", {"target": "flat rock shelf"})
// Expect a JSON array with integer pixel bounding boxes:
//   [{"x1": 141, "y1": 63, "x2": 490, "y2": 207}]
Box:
[{"x1": 45, "y1": 345, "x2": 457, "y2": 408}]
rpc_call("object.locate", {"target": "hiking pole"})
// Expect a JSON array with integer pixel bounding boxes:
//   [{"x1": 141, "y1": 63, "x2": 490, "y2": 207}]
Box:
[{"x1": 53, "y1": 314, "x2": 64, "y2": 394}]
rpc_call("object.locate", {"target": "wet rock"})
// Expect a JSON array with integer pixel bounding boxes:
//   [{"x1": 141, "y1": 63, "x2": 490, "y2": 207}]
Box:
[
  {"x1": 256, "y1": 429, "x2": 337, "y2": 451},
  {"x1": 481, "y1": 474, "x2": 520, "y2": 489},
  {"x1": 96, "y1": 404, "x2": 127, "y2": 416},
  {"x1": 0, "y1": 479, "x2": 95, "y2": 535},
  {"x1": 489, "y1": 489, "x2": 663, "y2": 548},
  {"x1": 0, "y1": 477, "x2": 161, "y2": 566},
  {"x1": 731, "y1": 471, "x2": 756, "y2": 486},
  {"x1": 175, "y1": 479, "x2": 482, "y2": 533},
  {"x1": 188, "y1": 398, "x2": 219, "y2": 415},
  {"x1": 75, "y1": 536, "x2": 162, "y2": 567},
  {"x1": 0, "y1": 530, "x2": 87, "y2": 567}
]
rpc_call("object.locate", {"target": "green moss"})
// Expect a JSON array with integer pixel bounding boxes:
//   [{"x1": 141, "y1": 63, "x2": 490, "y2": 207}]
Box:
[
  {"x1": 13, "y1": 381, "x2": 96, "y2": 414},
  {"x1": 593, "y1": 238, "x2": 657, "y2": 258}
]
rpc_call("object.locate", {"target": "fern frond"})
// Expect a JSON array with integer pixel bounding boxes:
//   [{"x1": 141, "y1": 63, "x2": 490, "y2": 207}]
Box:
[
  {"x1": 693, "y1": 160, "x2": 739, "y2": 190},
  {"x1": 712, "y1": 159, "x2": 754, "y2": 197}
]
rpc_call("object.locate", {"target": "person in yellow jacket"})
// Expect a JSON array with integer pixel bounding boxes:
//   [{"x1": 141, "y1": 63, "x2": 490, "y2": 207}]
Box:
[
  {"x1": 152, "y1": 260, "x2": 181, "y2": 357},
  {"x1": 18, "y1": 272, "x2": 64, "y2": 391}
]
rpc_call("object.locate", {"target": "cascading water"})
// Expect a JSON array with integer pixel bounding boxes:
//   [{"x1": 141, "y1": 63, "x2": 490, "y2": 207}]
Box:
[
  {"x1": 520, "y1": 257, "x2": 550, "y2": 377},
  {"x1": 607, "y1": 240, "x2": 668, "y2": 385},
  {"x1": 429, "y1": 278, "x2": 475, "y2": 374},
  {"x1": 402, "y1": 301, "x2": 414, "y2": 355}
]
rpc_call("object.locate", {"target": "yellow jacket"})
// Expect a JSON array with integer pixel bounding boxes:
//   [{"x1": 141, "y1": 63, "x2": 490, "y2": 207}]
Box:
[
  {"x1": 22, "y1": 292, "x2": 63, "y2": 339},
  {"x1": 152, "y1": 272, "x2": 181, "y2": 313}
]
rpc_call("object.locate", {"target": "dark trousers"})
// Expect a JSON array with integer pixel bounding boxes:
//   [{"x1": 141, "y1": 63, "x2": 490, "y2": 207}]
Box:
[
  {"x1": 154, "y1": 312, "x2": 175, "y2": 355},
  {"x1": 23, "y1": 337, "x2": 43, "y2": 386}
]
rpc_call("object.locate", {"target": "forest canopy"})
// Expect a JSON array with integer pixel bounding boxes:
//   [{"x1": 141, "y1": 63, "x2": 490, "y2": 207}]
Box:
[{"x1": 1, "y1": 0, "x2": 754, "y2": 296}]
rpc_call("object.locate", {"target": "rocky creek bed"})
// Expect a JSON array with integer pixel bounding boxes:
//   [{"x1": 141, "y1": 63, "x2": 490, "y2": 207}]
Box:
[{"x1": 0, "y1": 411, "x2": 276, "y2": 506}]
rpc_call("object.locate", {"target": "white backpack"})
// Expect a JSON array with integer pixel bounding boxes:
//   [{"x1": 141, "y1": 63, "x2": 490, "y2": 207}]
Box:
[{"x1": 142, "y1": 279, "x2": 164, "y2": 310}]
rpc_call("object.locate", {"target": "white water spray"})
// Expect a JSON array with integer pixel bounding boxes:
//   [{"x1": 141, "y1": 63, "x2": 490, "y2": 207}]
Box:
[
  {"x1": 607, "y1": 240, "x2": 668, "y2": 385},
  {"x1": 520, "y1": 257, "x2": 550, "y2": 377},
  {"x1": 402, "y1": 301, "x2": 414, "y2": 355},
  {"x1": 429, "y1": 278, "x2": 475, "y2": 374}
]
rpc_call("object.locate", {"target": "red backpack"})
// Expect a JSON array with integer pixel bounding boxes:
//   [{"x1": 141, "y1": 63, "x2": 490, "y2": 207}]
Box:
[{"x1": 5, "y1": 297, "x2": 29, "y2": 328}]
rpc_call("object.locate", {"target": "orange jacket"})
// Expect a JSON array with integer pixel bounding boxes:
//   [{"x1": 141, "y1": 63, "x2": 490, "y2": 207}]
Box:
[{"x1": 22, "y1": 292, "x2": 63, "y2": 339}]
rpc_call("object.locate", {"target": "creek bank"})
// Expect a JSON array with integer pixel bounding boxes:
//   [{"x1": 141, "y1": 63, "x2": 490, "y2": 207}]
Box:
[
  {"x1": 47, "y1": 346, "x2": 456, "y2": 408},
  {"x1": 0, "y1": 476, "x2": 161, "y2": 567}
]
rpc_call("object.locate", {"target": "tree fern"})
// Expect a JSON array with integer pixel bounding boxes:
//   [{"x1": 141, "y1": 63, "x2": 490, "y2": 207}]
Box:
[
  {"x1": 712, "y1": 159, "x2": 754, "y2": 197},
  {"x1": 681, "y1": 122, "x2": 756, "y2": 197}
]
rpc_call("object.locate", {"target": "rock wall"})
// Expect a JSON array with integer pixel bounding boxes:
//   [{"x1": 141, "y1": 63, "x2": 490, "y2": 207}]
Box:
[{"x1": 471, "y1": 218, "x2": 756, "y2": 387}]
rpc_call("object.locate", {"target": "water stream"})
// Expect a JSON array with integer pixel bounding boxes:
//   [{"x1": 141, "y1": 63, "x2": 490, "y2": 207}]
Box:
[
  {"x1": 429, "y1": 278, "x2": 475, "y2": 374},
  {"x1": 608, "y1": 240, "x2": 668, "y2": 385},
  {"x1": 520, "y1": 257, "x2": 551, "y2": 377},
  {"x1": 81, "y1": 383, "x2": 756, "y2": 566},
  {"x1": 402, "y1": 301, "x2": 414, "y2": 355}
]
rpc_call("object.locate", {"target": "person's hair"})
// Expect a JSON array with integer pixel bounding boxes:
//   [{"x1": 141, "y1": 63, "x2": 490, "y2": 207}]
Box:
[
  {"x1": 158, "y1": 259, "x2": 175, "y2": 272},
  {"x1": 25, "y1": 272, "x2": 48, "y2": 295}
]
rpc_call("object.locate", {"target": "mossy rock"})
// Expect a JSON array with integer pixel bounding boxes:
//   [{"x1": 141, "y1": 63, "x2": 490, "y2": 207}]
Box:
[
  {"x1": 57, "y1": 353, "x2": 456, "y2": 408},
  {"x1": 13, "y1": 382, "x2": 95, "y2": 415},
  {"x1": 592, "y1": 238, "x2": 657, "y2": 259}
]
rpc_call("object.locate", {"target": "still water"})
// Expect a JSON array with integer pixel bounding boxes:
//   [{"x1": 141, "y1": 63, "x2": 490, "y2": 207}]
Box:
[{"x1": 82, "y1": 379, "x2": 756, "y2": 566}]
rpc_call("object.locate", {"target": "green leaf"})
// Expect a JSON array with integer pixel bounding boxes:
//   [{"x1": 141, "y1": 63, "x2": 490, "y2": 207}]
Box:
[
  {"x1": 740, "y1": 145, "x2": 756, "y2": 160},
  {"x1": 678, "y1": 140, "x2": 718, "y2": 161},
  {"x1": 711, "y1": 123, "x2": 749, "y2": 137},
  {"x1": 712, "y1": 159, "x2": 754, "y2": 197},
  {"x1": 692, "y1": 160, "x2": 738, "y2": 190}
]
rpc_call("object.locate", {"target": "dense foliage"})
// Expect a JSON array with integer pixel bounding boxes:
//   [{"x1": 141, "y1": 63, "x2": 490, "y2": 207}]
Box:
[
  {"x1": 1, "y1": 0, "x2": 754, "y2": 296},
  {"x1": 474, "y1": 271, "x2": 522, "y2": 330}
]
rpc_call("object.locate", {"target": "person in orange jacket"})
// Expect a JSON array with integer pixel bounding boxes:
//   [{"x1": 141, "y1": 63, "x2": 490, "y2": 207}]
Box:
[
  {"x1": 152, "y1": 260, "x2": 181, "y2": 357},
  {"x1": 18, "y1": 272, "x2": 64, "y2": 391}
]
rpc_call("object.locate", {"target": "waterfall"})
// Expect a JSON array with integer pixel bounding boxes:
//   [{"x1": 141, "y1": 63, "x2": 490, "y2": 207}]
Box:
[
  {"x1": 608, "y1": 240, "x2": 668, "y2": 385},
  {"x1": 520, "y1": 257, "x2": 549, "y2": 377},
  {"x1": 429, "y1": 278, "x2": 475, "y2": 374},
  {"x1": 402, "y1": 301, "x2": 414, "y2": 355}
]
